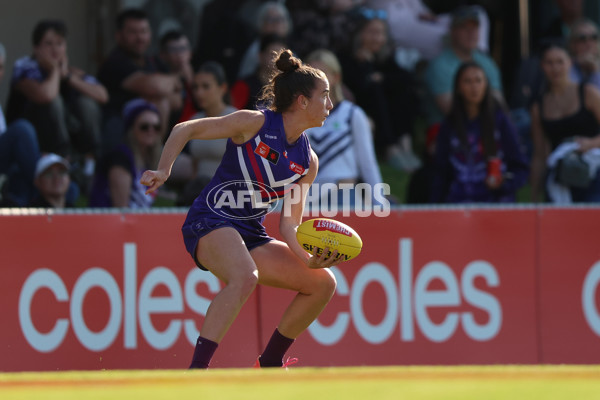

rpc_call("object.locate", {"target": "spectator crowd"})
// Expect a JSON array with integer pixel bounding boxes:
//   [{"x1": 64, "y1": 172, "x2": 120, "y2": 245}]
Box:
[{"x1": 2, "y1": 0, "x2": 600, "y2": 209}]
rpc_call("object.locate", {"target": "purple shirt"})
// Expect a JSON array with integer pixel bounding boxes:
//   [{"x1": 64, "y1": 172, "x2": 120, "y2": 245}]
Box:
[
  {"x1": 430, "y1": 110, "x2": 529, "y2": 203},
  {"x1": 185, "y1": 109, "x2": 311, "y2": 223}
]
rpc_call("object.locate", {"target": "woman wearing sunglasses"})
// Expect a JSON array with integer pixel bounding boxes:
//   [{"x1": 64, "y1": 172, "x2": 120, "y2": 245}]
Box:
[{"x1": 89, "y1": 98, "x2": 163, "y2": 208}]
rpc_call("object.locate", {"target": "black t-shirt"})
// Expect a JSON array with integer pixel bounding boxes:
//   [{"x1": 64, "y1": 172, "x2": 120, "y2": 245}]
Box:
[{"x1": 97, "y1": 47, "x2": 159, "y2": 116}]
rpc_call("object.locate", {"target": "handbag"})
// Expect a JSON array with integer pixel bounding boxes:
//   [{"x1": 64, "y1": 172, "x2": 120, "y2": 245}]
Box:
[{"x1": 555, "y1": 151, "x2": 592, "y2": 188}]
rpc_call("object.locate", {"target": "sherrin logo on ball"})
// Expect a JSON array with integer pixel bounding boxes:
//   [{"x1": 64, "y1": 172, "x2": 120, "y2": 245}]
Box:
[{"x1": 296, "y1": 218, "x2": 363, "y2": 261}]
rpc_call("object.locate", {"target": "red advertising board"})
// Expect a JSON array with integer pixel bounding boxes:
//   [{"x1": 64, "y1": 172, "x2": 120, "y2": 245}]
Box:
[
  {"x1": 0, "y1": 212, "x2": 260, "y2": 371},
  {"x1": 538, "y1": 208, "x2": 600, "y2": 363},
  {"x1": 260, "y1": 209, "x2": 539, "y2": 366},
  {"x1": 1, "y1": 207, "x2": 599, "y2": 371}
]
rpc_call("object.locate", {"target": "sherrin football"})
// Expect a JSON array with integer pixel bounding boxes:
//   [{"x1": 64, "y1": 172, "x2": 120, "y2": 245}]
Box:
[{"x1": 296, "y1": 218, "x2": 363, "y2": 261}]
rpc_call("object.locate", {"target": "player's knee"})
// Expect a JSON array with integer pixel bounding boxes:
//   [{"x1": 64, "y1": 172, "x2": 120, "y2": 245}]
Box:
[
  {"x1": 230, "y1": 269, "x2": 259, "y2": 300},
  {"x1": 317, "y1": 269, "x2": 337, "y2": 299}
]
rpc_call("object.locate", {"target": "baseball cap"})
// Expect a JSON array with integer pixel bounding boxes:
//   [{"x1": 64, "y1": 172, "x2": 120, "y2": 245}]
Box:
[
  {"x1": 451, "y1": 5, "x2": 480, "y2": 28},
  {"x1": 35, "y1": 153, "x2": 70, "y2": 179}
]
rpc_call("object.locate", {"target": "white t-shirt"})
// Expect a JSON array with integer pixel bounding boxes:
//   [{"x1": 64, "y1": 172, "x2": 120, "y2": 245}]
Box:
[{"x1": 305, "y1": 100, "x2": 383, "y2": 188}]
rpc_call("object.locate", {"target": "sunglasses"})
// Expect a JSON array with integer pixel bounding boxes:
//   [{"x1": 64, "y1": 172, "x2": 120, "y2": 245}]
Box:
[
  {"x1": 137, "y1": 122, "x2": 161, "y2": 132},
  {"x1": 575, "y1": 33, "x2": 598, "y2": 42},
  {"x1": 359, "y1": 8, "x2": 388, "y2": 20}
]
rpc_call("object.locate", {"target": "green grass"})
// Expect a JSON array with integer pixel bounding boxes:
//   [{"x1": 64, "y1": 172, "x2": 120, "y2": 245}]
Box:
[
  {"x1": 378, "y1": 161, "x2": 412, "y2": 203},
  {"x1": 1, "y1": 365, "x2": 599, "y2": 400}
]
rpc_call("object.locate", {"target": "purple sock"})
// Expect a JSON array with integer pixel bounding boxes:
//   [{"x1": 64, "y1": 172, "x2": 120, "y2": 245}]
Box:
[
  {"x1": 189, "y1": 336, "x2": 218, "y2": 369},
  {"x1": 259, "y1": 328, "x2": 295, "y2": 367}
]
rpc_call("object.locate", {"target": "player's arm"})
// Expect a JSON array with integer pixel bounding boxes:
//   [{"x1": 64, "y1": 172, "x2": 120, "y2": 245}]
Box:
[
  {"x1": 140, "y1": 110, "x2": 264, "y2": 194},
  {"x1": 279, "y1": 150, "x2": 341, "y2": 269}
]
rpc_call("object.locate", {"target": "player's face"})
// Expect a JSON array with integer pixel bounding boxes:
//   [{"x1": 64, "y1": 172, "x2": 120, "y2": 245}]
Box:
[
  {"x1": 132, "y1": 110, "x2": 161, "y2": 148},
  {"x1": 458, "y1": 66, "x2": 487, "y2": 106},
  {"x1": 542, "y1": 47, "x2": 572, "y2": 83},
  {"x1": 305, "y1": 77, "x2": 333, "y2": 127},
  {"x1": 192, "y1": 71, "x2": 226, "y2": 110},
  {"x1": 34, "y1": 29, "x2": 66, "y2": 66},
  {"x1": 118, "y1": 18, "x2": 151, "y2": 57}
]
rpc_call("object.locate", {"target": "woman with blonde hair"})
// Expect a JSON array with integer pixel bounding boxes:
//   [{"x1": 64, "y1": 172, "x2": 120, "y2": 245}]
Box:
[{"x1": 305, "y1": 48, "x2": 385, "y2": 207}]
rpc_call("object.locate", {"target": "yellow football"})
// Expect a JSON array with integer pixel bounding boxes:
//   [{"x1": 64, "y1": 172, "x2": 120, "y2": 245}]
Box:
[{"x1": 296, "y1": 218, "x2": 363, "y2": 262}]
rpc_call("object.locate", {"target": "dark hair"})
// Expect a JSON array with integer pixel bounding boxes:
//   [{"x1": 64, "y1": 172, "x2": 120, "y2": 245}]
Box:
[
  {"x1": 32, "y1": 20, "x2": 67, "y2": 46},
  {"x1": 259, "y1": 33, "x2": 287, "y2": 53},
  {"x1": 196, "y1": 61, "x2": 231, "y2": 104},
  {"x1": 351, "y1": 10, "x2": 392, "y2": 63},
  {"x1": 116, "y1": 8, "x2": 148, "y2": 31},
  {"x1": 448, "y1": 61, "x2": 498, "y2": 158},
  {"x1": 197, "y1": 61, "x2": 228, "y2": 85},
  {"x1": 258, "y1": 49, "x2": 324, "y2": 112},
  {"x1": 538, "y1": 38, "x2": 569, "y2": 59},
  {"x1": 159, "y1": 29, "x2": 186, "y2": 50}
]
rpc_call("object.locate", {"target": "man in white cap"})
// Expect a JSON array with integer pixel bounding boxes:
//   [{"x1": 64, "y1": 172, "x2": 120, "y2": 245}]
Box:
[{"x1": 30, "y1": 153, "x2": 73, "y2": 208}]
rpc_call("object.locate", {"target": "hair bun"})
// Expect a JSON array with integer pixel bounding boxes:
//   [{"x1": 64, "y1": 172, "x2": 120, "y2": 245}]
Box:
[{"x1": 275, "y1": 49, "x2": 301, "y2": 73}]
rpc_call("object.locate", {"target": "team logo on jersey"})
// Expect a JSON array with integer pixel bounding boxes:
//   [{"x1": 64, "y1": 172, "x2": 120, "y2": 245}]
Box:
[
  {"x1": 255, "y1": 142, "x2": 280, "y2": 165},
  {"x1": 207, "y1": 180, "x2": 280, "y2": 220},
  {"x1": 289, "y1": 161, "x2": 305, "y2": 174}
]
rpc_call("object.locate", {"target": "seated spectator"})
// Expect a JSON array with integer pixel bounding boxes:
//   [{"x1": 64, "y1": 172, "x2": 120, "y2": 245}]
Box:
[
  {"x1": 97, "y1": 8, "x2": 180, "y2": 153},
  {"x1": 430, "y1": 62, "x2": 528, "y2": 203},
  {"x1": 237, "y1": 1, "x2": 292, "y2": 80},
  {"x1": 286, "y1": 0, "x2": 362, "y2": 59},
  {"x1": 29, "y1": 153, "x2": 73, "y2": 208},
  {"x1": 424, "y1": 5, "x2": 503, "y2": 128},
  {"x1": 191, "y1": 0, "x2": 257, "y2": 87},
  {"x1": 89, "y1": 99, "x2": 163, "y2": 208},
  {"x1": 541, "y1": 0, "x2": 584, "y2": 43},
  {"x1": 6, "y1": 19, "x2": 107, "y2": 187},
  {"x1": 231, "y1": 33, "x2": 287, "y2": 110},
  {"x1": 157, "y1": 29, "x2": 199, "y2": 127},
  {"x1": 530, "y1": 42, "x2": 600, "y2": 203},
  {"x1": 305, "y1": 49, "x2": 386, "y2": 207},
  {"x1": 365, "y1": 0, "x2": 491, "y2": 62},
  {"x1": 568, "y1": 18, "x2": 600, "y2": 88},
  {"x1": 179, "y1": 61, "x2": 237, "y2": 206},
  {"x1": 338, "y1": 7, "x2": 421, "y2": 171},
  {"x1": 0, "y1": 42, "x2": 40, "y2": 207}
]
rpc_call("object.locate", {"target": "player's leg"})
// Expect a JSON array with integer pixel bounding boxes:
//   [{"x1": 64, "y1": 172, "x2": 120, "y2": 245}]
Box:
[
  {"x1": 189, "y1": 227, "x2": 258, "y2": 368},
  {"x1": 250, "y1": 240, "x2": 337, "y2": 366}
]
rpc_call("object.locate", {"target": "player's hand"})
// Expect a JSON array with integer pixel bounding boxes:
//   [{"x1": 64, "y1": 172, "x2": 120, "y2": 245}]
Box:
[
  {"x1": 140, "y1": 169, "x2": 169, "y2": 195},
  {"x1": 307, "y1": 246, "x2": 343, "y2": 269}
]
